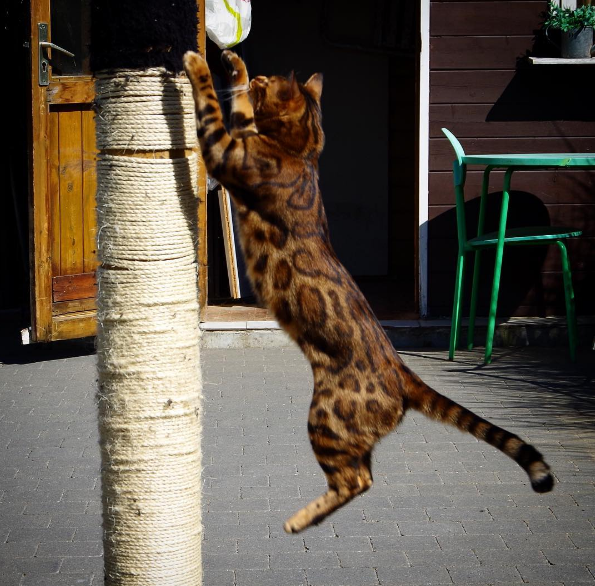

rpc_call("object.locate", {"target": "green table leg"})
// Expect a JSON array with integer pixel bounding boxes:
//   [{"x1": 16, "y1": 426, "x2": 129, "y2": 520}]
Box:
[
  {"x1": 557, "y1": 240, "x2": 578, "y2": 362},
  {"x1": 467, "y1": 166, "x2": 493, "y2": 350},
  {"x1": 485, "y1": 168, "x2": 514, "y2": 364}
]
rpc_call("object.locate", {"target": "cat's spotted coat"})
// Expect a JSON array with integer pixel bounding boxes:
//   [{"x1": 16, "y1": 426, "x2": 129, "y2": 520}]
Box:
[{"x1": 183, "y1": 50, "x2": 553, "y2": 534}]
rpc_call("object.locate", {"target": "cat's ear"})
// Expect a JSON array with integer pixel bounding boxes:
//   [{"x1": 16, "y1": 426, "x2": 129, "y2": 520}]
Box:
[
  {"x1": 289, "y1": 71, "x2": 301, "y2": 99},
  {"x1": 305, "y1": 73, "x2": 323, "y2": 101}
]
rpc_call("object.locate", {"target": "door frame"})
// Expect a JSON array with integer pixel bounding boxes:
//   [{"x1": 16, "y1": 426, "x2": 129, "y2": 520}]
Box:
[
  {"x1": 417, "y1": 0, "x2": 431, "y2": 318},
  {"x1": 29, "y1": 0, "x2": 55, "y2": 342},
  {"x1": 28, "y1": 0, "x2": 98, "y2": 343},
  {"x1": 26, "y1": 0, "x2": 207, "y2": 343}
]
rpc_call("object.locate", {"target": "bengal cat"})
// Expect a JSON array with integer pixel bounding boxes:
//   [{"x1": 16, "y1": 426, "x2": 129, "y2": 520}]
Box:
[{"x1": 183, "y1": 50, "x2": 554, "y2": 534}]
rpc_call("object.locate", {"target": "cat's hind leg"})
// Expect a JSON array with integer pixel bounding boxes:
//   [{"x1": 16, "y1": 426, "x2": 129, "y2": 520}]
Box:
[{"x1": 283, "y1": 448, "x2": 373, "y2": 534}]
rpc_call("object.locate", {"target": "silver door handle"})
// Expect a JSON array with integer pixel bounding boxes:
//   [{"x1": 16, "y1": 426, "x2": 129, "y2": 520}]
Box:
[
  {"x1": 37, "y1": 22, "x2": 75, "y2": 86},
  {"x1": 39, "y1": 41, "x2": 75, "y2": 58}
]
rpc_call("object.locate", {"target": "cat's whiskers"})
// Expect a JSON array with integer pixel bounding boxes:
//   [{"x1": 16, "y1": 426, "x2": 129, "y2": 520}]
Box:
[{"x1": 217, "y1": 85, "x2": 250, "y2": 102}]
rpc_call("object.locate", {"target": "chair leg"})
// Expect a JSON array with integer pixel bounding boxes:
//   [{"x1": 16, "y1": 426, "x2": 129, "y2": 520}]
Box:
[
  {"x1": 449, "y1": 251, "x2": 465, "y2": 361},
  {"x1": 557, "y1": 240, "x2": 578, "y2": 362},
  {"x1": 467, "y1": 250, "x2": 481, "y2": 351},
  {"x1": 485, "y1": 169, "x2": 513, "y2": 364},
  {"x1": 468, "y1": 168, "x2": 492, "y2": 351}
]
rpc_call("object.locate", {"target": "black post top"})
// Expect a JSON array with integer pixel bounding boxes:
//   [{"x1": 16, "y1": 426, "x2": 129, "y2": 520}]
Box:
[{"x1": 90, "y1": 0, "x2": 198, "y2": 73}]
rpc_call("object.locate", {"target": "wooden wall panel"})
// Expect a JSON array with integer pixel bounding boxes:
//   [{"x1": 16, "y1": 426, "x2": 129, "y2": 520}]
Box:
[
  {"x1": 429, "y1": 236, "x2": 593, "y2": 273},
  {"x1": 430, "y1": 105, "x2": 595, "y2": 138},
  {"x1": 431, "y1": 70, "x2": 516, "y2": 104},
  {"x1": 432, "y1": 0, "x2": 534, "y2": 2},
  {"x1": 431, "y1": 2, "x2": 543, "y2": 36},
  {"x1": 58, "y1": 109, "x2": 84, "y2": 275},
  {"x1": 53, "y1": 272, "x2": 97, "y2": 302},
  {"x1": 82, "y1": 109, "x2": 98, "y2": 272},
  {"x1": 430, "y1": 37, "x2": 535, "y2": 70},
  {"x1": 49, "y1": 111, "x2": 61, "y2": 276},
  {"x1": 429, "y1": 170, "x2": 595, "y2": 205},
  {"x1": 427, "y1": 0, "x2": 595, "y2": 318}
]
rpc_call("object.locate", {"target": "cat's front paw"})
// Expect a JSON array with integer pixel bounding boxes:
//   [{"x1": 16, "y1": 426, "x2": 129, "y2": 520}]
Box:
[
  {"x1": 183, "y1": 51, "x2": 210, "y2": 84},
  {"x1": 221, "y1": 50, "x2": 248, "y2": 85}
]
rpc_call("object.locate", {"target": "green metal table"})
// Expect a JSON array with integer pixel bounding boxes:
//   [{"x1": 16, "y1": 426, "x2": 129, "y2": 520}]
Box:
[{"x1": 444, "y1": 128, "x2": 593, "y2": 364}]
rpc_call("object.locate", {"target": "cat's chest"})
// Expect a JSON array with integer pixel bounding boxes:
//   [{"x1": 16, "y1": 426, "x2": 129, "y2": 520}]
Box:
[{"x1": 236, "y1": 207, "x2": 292, "y2": 260}]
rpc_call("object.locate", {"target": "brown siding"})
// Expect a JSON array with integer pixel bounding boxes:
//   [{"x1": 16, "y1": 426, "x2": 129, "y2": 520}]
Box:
[{"x1": 428, "y1": 0, "x2": 595, "y2": 318}]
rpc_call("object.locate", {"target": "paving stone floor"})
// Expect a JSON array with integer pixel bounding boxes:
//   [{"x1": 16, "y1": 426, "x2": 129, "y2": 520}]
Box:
[{"x1": 1, "y1": 338, "x2": 594, "y2": 585}]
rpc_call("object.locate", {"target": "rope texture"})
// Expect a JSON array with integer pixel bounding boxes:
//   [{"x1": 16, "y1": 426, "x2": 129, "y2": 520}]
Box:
[
  {"x1": 95, "y1": 69, "x2": 197, "y2": 150},
  {"x1": 95, "y1": 69, "x2": 202, "y2": 585}
]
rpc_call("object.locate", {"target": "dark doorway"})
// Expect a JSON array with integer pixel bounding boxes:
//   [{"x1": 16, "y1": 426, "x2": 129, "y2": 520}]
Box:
[{"x1": 205, "y1": 0, "x2": 419, "y2": 320}]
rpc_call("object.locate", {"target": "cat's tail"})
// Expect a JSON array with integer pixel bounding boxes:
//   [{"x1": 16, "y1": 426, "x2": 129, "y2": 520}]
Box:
[{"x1": 404, "y1": 375, "x2": 554, "y2": 493}]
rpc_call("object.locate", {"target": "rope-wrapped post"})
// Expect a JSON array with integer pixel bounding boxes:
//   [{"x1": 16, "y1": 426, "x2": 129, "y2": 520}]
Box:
[{"x1": 90, "y1": 3, "x2": 203, "y2": 584}]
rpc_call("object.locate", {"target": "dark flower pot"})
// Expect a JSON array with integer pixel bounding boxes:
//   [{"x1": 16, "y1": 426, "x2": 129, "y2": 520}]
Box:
[{"x1": 561, "y1": 26, "x2": 594, "y2": 58}]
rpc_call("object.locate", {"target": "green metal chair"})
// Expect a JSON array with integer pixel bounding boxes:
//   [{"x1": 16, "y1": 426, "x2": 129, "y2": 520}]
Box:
[{"x1": 442, "y1": 128, "x2": 582, "y2": 364}]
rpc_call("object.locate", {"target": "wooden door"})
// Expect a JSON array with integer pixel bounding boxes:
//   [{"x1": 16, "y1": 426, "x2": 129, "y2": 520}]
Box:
[
  {"x1": 29, "y1": 0, "x2": 97, "y2": 342},
  {"x1": 29, "y1": 0, "x2": 208, "y2": 343}
]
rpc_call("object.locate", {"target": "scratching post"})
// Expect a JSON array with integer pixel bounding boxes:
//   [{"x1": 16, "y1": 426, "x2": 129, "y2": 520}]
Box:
[{"x1": 91, "y1": 3, "x2": 203, "y2": 584}]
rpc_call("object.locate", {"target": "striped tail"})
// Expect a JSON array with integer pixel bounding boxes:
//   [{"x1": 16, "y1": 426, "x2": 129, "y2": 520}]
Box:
[{"x1": 406, "y1": 379, "x2": 554, "y2": 493}]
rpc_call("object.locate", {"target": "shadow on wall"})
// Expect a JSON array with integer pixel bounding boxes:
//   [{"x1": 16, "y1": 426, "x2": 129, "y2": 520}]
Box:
[
  {"x1": 428, "y1": 190, "x2": 562, "y2": 318},
  {"x1": 487, "y1": 64, "x2": 595, "y2": 124},
  {"x1": 430, "y1": 48, "x2": 595, "y2": 319}
]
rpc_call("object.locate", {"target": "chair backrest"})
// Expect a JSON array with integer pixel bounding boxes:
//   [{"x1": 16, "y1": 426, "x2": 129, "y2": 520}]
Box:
[
  {"x1": 442, "y1": 128, "x2": 465, "y2": 166},
  {"x1": 442, "y1": 128, "x2": 469, "y2": 246}
]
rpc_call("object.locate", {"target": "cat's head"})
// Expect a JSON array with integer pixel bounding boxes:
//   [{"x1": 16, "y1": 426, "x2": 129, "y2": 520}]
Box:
[{"x1": 249, "y1": 72, "x2": 324, "y2": 156}]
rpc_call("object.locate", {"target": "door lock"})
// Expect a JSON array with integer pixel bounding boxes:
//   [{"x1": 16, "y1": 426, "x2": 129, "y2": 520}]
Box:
[{"x1": 38, "y1": 23, "x2": 75, "y2": 86}]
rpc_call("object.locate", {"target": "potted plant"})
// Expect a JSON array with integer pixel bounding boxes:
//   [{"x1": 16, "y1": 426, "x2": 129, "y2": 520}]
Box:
[{"x1": 543, "y1": 0, "x2": 595, "y2": 58}]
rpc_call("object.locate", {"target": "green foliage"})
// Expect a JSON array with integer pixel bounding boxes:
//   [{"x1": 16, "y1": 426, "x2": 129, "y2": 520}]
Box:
[{"x1": 543, "y1": 1, "x2": 595, "y2": 31}]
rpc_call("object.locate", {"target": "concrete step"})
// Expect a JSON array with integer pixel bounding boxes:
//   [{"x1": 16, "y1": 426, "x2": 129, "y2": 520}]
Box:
[{"x1": 200, "y1": 316, "x2": 595, "y2": 350}]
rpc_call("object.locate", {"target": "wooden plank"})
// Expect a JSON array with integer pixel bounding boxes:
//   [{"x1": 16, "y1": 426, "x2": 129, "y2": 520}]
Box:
[
  {"x1": 49, "y1": 110, "x2": 61, "y2": 276},
  {"x1": 52, "y1": 297, "x2": 96, "y2": 316},
  {"x1": 547, "y1": 204, "x2": 595, "y2": 233},
  {"x1": 429, "y1": 170, "x2": 595, "y2": 205},
  {"x1": 218, "y1": 188, "x2": 241, "y2": 299},
  {"x1": 47, "y1": 77, "x2": 94, "y2": 104},
  {"x1": 430, "y1": 136, "x2": 595, "y2": 171},
  {"x1": 52, "y1": 311, "x2": 97, "y2": 340},
  {"x1": 427, "y1": 257, "x2": 593, "y2": 312},
  {"x1": 426, "y1": 199, "x2": 593, "y2": 242},
  {"x1": 52, "y1": 272, "x2": 97, "y2": 302},
  {"x1": 431, "y1": 0, "x2": 537, "y2": 2},
  {"x1": 428, "y1": 233, "x2": 592, "y2": 270},
  {"x1": 29, "y1": 0, "x2": 53, "y2": 342},
  {"x1": 430, "y1": 36, "x2": 535, "y2": 69},
  {"x1": 430, "y1": 69, "x2": 592, "y2": 119},
  {"x1": 430, "y1": 104, "x2": 595, "y2": 138},
  {"x1": 431, "y1": 2, "x2": 543, "y2": 36},
  {"x1": 197, "y1": 0, "x2": 208, "y2": 313},
  {"x1": 82, "y1": 109, "x2": 98, "y2": 272},
  {"x1": 197, "y1": 152, "x2": 208, "y2": 312},
  {"x1": 431, "y1": 70, "x2": 516, "y2": 104},
  {"x1": 530, "y1": 56, "x2": 595, "y2": 64},
  {"x1": 58, "y1": 109, "x2": 84, "y2": 274}
]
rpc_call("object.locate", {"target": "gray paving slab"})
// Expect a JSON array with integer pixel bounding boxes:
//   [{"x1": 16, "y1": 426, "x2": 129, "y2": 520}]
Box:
[{"x1": 1, "y1": 338, "x2": 594, "y2": 585}]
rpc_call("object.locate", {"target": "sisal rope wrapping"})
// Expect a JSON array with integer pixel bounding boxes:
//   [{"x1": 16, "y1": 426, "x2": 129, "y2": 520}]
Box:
[
  {"x1": 95, "y1": 69, "x2": 197, "y2": 150},
  {"x1": 95, "y1": 69, "x2": 202, "y2": 585}
]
